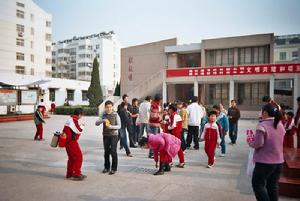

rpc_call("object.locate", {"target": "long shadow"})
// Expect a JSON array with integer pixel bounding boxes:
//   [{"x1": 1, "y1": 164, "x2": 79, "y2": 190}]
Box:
[
  {"x1": 0, "y1": 166, "x2": 63, "y2": 179},
  {"x1": 78, "y1": 195, "x2": 172, "y2": 201}
]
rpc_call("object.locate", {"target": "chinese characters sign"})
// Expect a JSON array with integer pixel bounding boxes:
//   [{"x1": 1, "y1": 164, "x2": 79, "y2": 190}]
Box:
[
  {"x1": 128, "y1": 57, "x2": 133, "y2": 81},
  {"x1": 166, "y1": 63, "x2": 300, "y2": 78}
]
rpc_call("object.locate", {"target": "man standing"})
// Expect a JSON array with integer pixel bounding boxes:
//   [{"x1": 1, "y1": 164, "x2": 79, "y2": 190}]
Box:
[
  {"x1": 295, "y1": 96, "x2": 300, "y2": 148},
  {"x1": 138, "y1": 96, "x2": 151, "y2": 140},
  {"x1": 118, "y1": 94, "x2": 136, "y2": 148},
  {"x1": 228, "y1": 100, "x2": 241, "y2": 145},
  {"x1": 186, "y1": 96, "x2": 204, "y2": 150},
  {"x1": 131, "y1": 98, "x2": 140, "y2": 144}
]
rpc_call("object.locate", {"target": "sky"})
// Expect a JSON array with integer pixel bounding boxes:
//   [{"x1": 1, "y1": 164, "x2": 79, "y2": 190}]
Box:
[{"x1": 34, "y1": 0, "x2": 300, "y2": 47}]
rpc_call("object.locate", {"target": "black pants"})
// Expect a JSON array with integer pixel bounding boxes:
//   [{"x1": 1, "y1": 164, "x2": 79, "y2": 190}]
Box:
[
  {"x1": 181, "y1": 128, "x2": 187, "y2": 151},
  {"x1": 103, "y1": 135, "x2": 118, "y2": 171},
  {"x1": 252, "y1": 163, "x2": 283, "y2": 201},
  {"x1": 186, "y1": 126, "x2": 199, "y2": 149},
  {"x1": 132, "y1": 118, "x2": 140, "y2": 143}
]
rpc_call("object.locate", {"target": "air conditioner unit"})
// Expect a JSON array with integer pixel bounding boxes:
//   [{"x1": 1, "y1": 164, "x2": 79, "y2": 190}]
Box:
[
  {"x1": 18, "y1": 32, "x2": 24, "y2": 37},
  {"x1": 8, "y1": 105, "x2": 16, "y2": 113}
]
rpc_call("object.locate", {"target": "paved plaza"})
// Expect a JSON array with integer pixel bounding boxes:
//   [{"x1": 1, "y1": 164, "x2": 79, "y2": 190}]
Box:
[{"x1": 0, "y1": 115, "x2": 297, "y2": 201}]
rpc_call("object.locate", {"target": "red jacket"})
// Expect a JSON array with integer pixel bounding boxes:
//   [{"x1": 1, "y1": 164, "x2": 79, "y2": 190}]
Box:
[
  {"x1": 149, "y1": 101, "x2": 162, "y2": 127},
  {"x1": 63, "y1": 115, "x2": 83, "y2": 143},
  {"x1": 168, "y1": 112, "x2": 182, "y2": 138}
]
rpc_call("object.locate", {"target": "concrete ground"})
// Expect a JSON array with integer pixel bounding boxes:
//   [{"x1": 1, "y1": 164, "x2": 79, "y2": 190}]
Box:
[{"x1": 0, "y1": 115, "x2": 297, "y2": 201}]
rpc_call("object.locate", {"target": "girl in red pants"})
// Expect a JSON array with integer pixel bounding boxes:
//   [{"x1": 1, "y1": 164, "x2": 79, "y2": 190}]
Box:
[
  {"x1": 63, "y1": 108, "x2": 85, "y2": 181},
  {"x1": 34, "y1": 105, "x2": 45, "y2": 140},
  {"x1": 201, "y1": 111, "x2": 222, "y2": 168},
  {"x1": 283, "y1": 112, "x2": 295, "y2": 148},
  {"x1": 168, "y1": 104, "x2": 185, "y2": 168},
  {"x1": 139, "y1": 132, "x2": 181, "y2": 175}
]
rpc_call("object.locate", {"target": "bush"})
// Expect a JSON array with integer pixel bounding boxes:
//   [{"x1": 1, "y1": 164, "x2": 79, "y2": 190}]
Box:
[{"x1": 55, "y1": 106, "x2": 98, "y2": 116}]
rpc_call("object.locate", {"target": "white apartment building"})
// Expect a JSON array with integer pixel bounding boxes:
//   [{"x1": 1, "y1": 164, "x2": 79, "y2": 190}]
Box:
[
  {"x1": 0, "y1": 0, "x2": 52, "y2": 77},
  {"x1": 0, "y1": 0, "x2": 90, "y2": 115},
  {"x1": 52, "y1": 32, "x2": 121, "y2": 97}
]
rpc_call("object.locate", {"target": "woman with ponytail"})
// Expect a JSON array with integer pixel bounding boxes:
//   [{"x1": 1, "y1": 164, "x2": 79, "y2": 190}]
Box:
[{"x1": 247, "y1": 103, "x2": 285, "y2": 201}]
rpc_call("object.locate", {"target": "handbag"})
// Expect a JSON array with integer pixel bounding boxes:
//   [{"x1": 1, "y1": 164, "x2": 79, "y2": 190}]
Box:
[
  {"x1": 58, "y1": 132, "x2": 67, "y2": 148},
  {"x1": 50, "y1": 131, "x2": 60, "y2": 148},
  {"x1": 246, "y1": 148, "x2": 255, "y2": 177}
]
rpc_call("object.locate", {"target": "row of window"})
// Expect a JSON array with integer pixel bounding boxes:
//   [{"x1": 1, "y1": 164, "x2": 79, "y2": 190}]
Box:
[
  {"x1": 78, "y1": 62, "x2": 92, "y2": 67},
  {"x1": 279, "y1": 51, "x2": 299, "y2": 61},
  {"x1": 204, "y1": 45, "x2": 270, "y2": 66},
  {"x1": 15, "y1": 66, "x2": 51, "y2": 76},
  {"x1": 16, "y1": 52, "x2": 51, "y2": 64},
  {"x1": 16, "y1": 37, "x2": 51, "y2": 52},
  {"x1": 49, "y1": 89, "x2": 88, "y2": 101},
  {"x1": 16, "y1": 3, "x2": 51, "y2": 27}
]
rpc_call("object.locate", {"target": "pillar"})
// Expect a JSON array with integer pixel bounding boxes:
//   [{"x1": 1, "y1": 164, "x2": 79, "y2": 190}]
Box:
[
  {"x1": 194, "y1": 78, "x2": 198, "y2": 97},
  {"x1": 163, "y1": 69, "x2": 167, "y2": 103},
  {"x1": 294, "y1": 74, "x2": 300, "y2": 113},
  {"x1": 269, "y1": 76, "x2": 275, "y2": 99},
  {"x1": 229, "y1": 79, "x2": 234, "y2": 107}
]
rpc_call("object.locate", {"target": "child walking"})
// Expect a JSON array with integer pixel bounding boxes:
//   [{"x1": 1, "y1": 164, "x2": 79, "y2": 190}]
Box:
[
  {"x1": 34, "y1": 105, "x2": 45, "y2": 141},
  {"x1": 63, "y1": 108, "x2": 85, "y2": 180},
  {"x1": 201, "y1": 111, "x2": 222, "y2": 168},
  {"x1": 139, "y1": 132, "x2": 181, "y2": 175},
  {"x1": 96, "y1": 100, "x2": 121, "y2": 175}
]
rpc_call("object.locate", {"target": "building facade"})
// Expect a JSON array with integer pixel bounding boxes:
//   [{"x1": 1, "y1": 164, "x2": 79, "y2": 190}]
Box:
[
  {"x1": 0, "y1": 0, "x2": 52, "y2": 77},
  {"x1": 0, "y1": 0, "x2": 90, "y2": 115},
  {"x1": 121, "y1": 34, "x2": 300, "y2": 117},
  {"x1": 52, "y1": 32, "x2": 121, "y2": 97},
  {"x1": 273, "y1": 34, "x2": 300, "y2": 109}
]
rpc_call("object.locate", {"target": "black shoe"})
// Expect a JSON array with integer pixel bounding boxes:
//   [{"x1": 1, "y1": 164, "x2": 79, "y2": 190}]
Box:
[
  {"x1": 154, "y1": 162, "x2": 165, "y2": 175},
  {"x1": 72, "y1": 174, "x2": 86, "y2": 181},
  {"x1": 102, "y1": 169, "x2": 109, "y2": 174},
  {"x1": 109, "y1": 170, "x2": 116, "y2": 175},
  {"x1": 164, "y1": 163, "x2": 171, "y2": 172},
  {"x1": 176, "y1": 163, "x2": 185, "y2": 168},
  {"x1": 119, "y1": 146, "x2": 124, "y2": 150},
  {"x1": 130, "y1": 145, "x2": 137, "y2": 148},
  {"x1": 126, "y1": 153, "x2": 133, "y2": 157}
]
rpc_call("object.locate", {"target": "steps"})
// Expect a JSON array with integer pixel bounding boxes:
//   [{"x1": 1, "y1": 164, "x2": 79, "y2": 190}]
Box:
[{"x1": 279, "y1": 148, "x2": 300, "y2": 198}]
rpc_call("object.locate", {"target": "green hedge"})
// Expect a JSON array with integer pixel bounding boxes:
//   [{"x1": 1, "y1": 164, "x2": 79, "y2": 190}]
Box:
[{"x1": 55, "y1": 106, "x2": 98, "y2": 116}]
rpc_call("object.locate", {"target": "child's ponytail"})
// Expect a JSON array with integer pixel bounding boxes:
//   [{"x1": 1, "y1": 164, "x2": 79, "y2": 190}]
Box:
[{"x1": 262, "y1": 103, "x2": 283, "y2": 129}]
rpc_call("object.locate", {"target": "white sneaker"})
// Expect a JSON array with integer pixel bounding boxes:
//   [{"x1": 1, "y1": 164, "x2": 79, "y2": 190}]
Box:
[
  {"x1": 220, "y1": 153, "x2": 225, "y2": 157},
  {"x1": 206, "y1": 165, "x2": 212, "y2": 168}
]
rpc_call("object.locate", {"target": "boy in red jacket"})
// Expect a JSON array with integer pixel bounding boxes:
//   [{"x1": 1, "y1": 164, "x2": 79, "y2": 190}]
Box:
[
  {"x1": 63, "y1": 108, "x2": 85, "y2": 181},
  {"x1": 168, "y1": 104, "x2": 185, "y2": 168},
  {"x1": 201, "y1": 111, "x2": 222, "y2": 168}
]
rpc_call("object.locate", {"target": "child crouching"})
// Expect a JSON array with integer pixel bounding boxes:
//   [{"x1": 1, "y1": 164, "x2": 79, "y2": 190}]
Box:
[
  {"x1": 139, "y1": 132, "x2": 181, "y2": 175},
  {"x1": 201, "y1": 111, "x2": 222, "y2": 168}
]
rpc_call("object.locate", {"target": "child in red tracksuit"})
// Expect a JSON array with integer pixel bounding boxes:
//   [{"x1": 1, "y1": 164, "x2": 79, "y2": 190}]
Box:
[
  {"x1": 201, "y1": 111, "x2": 222, "y2": 168},
  {"x1": 168, "y1": 104, "x2": 185, "y2": 168},
  {"x1": 283, "y1": 112, "x2": 295, "y2": 148},
  {"x1": 63, "y1": 108, "x2": 85, "y2": 181}
]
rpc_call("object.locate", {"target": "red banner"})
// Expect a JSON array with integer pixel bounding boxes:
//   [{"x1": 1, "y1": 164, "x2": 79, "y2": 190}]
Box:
[{"x1": 166, "y1": 63, "x2": 300, "y2": 78}]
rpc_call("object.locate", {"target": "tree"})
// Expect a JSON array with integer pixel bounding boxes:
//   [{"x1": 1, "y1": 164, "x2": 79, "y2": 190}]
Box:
[
  {"x1": 87, "y1": 57, "x2": 103, "y2": 107},
  {"x1": 113, "y1": 82, "x2": 120, "y2": 96}
]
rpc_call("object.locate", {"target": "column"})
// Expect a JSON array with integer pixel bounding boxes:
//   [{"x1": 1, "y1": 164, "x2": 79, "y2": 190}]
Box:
[
  {"x1": 163, "y1": 81, "x2": 167, "y2": 104},
  {"x1": 162, "y1": 69, "x2": 167, "y2": 103},
  {"x1": 229, "y1": 79, "x2": 234, "y2": 107},
  {"x1": 194, "y1": 78, "x2": 198, "y2": 97},
  {"x1": 269, "y1": 76, "x2": 275, "y2": 99},
  {"x1": 294, "y1": 74, "x2": 300, "y2": 113}
]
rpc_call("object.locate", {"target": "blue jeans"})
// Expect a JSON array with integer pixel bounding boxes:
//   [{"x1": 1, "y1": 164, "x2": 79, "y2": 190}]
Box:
[
  {"x1": 148, "y1": 126, "x2": 160, "y2": 157},
  {"x1": 229, "y1": 122, "x2": 238, "y2": 144},
  {"x1": 138, "y1": 123, "x2": 149, "y2": 140},
  {"x1": 220, "y1": 133, "x2": 226, "y2": 154},
  {"x1": 119, "y1": 128, "x2": 131, "y2": 155}
]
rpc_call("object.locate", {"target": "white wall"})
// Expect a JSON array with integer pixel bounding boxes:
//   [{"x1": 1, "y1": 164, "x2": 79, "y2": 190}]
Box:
[{"x1": 0, "y1": 0, "x2": 52, "y2": 77}]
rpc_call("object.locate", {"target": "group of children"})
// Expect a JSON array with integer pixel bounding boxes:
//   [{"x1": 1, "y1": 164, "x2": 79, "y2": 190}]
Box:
[{"x1": 40, "y1": 95, "x2": 300, "y2": 181}]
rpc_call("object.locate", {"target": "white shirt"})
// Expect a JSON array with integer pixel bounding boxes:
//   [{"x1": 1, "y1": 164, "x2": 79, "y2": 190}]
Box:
[
  {"x1": 138, "y1": 101, "x2": 151, "y2": 124},
  {"x1": 187, "y1": 102, "x2": 204, "y2": 126}
]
